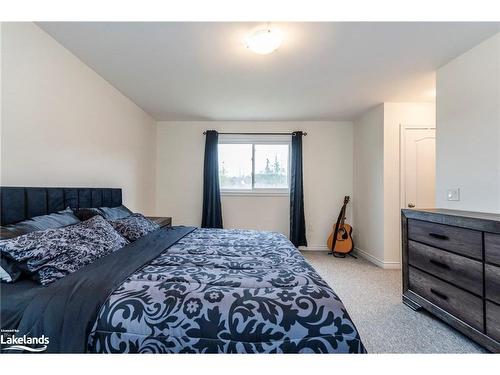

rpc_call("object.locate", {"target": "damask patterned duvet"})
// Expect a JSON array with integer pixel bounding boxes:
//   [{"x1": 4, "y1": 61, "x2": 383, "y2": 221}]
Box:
[{"x1": 87, "y1": 228, "x2": 366, "y2": 353}]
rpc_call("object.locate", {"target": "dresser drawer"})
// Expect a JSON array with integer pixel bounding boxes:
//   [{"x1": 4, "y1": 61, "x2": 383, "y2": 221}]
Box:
[
  {"x1": 407, "y1": 219, "x2": 482, "y2": 260},
  {"x1": 486, "y1": 301, "x2": 500, "y2": 343},
  {"x1": 486, "y1": 264, "x2": 500, "y2": 305},
  {"x1": 408, "y1": 240, "x2": 483, "y2": 295},
  {"x1": 486, "y1": 233, "x2": 500, "y2": 266},
  {"x1": 409, "y1": 266, "x2": 483, "y2": 331}
]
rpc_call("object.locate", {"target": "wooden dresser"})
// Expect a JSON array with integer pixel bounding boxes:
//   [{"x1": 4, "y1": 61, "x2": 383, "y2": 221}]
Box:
[{"x1": 401, "y1": 209, "x2": 500, "y2": 352}]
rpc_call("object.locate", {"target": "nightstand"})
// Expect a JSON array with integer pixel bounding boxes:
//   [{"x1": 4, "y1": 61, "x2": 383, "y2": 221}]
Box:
[{"x1": 147, "y1": 217, "x2": 172, "y2": 228}]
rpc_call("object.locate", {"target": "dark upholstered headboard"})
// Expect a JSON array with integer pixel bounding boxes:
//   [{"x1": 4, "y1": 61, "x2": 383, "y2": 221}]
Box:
[{"x1": 0, "y1": 187, "x2": 122, "y2": 225}]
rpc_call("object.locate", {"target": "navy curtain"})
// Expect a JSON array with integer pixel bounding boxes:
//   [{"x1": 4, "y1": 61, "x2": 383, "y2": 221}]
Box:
[
  {"x1": 201, "y1": 130, "x2": 223, "y2": 228},
  {"x1": 290, "y1": 131, "x2": 307, "y2": 247}
]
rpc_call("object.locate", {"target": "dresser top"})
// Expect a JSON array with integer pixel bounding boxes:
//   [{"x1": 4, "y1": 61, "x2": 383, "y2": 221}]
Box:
[{"x1": 402, "y1": 208, "x2": 500, "y2": 234}]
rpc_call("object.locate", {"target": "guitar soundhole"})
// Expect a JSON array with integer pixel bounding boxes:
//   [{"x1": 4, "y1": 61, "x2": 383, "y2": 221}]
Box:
[{"x1": 337, "y1": 228, "x2": 347, "y2": 240}]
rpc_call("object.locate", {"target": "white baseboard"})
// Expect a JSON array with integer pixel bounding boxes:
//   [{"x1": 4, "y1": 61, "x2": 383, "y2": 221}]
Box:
[
  {"x1": 299, "y1": 246, "x2": 401, "y2": 270},
  {"x1": 353, "y1": 247, "x2": 401, "y2": 269},
  {"x1": 299, "y1": 245, "x2": 329, "y2": 251}
]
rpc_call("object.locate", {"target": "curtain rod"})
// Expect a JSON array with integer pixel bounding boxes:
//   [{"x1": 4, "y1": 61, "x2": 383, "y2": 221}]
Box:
[{"x1": 202, "y1": 131, "x2": 307, "y2": 136}]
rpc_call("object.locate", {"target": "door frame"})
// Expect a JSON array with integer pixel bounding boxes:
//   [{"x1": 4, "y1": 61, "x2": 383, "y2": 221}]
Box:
[{"x1": 399, "y1": 124, "x2": 436, "y2": 211}]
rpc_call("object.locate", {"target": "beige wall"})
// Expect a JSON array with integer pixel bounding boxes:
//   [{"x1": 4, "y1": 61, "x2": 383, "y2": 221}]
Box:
[
  {"x1": 156, "y1": 121, "x2": 353, "y2": 249},
  {"x1": 1, "y1": 23, "x2": 157, "y2": 214},
  {"x1": 353, "y1": 105, "x2": 385, "y2": 264},
  {"x1": 436, "y1": 32, "x2": 500, "y2": 213},
  {"x1": 353, "y1": 102, "x2": 435, "y2": 268}
]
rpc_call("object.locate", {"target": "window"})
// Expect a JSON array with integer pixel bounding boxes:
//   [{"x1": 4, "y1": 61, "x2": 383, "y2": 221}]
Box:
[
  {"x1": 254, "y1": 144, "x2": 289, "y2": 189},
  {"x1": 218, "y1": 143, "x2": 253, "y2": 190},
  {"x1": 218, "y1": 135, "x2": 291, "y2": 194}
]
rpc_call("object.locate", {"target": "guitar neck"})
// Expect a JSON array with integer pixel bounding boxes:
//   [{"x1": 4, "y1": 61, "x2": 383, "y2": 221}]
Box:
[{"x1": 339, "y1": 205, "x2": 347, "y2": 226}]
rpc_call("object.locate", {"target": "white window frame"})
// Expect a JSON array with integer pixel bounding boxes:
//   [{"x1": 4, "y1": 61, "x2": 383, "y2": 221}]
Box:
[{"x1": 218, "y1": 134, "x2": 292, "y2": 196}]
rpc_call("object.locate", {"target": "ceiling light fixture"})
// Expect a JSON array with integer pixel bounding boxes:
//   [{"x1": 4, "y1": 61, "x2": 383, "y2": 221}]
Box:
[{"x1": 245, "y1": 28, "x2": 283, "y2": 55}]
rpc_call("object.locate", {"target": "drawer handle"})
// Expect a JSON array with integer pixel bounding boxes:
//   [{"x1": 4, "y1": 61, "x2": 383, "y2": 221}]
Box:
[
  {"x1": 430, "y1": 288, "x2": 448, "y2": 301},
  {"x1": 428, "y1": 233, "x2": 449, "y2": 241},
  {"x1": 429, "y1": 259, "x2": 450, "y2": 269}
]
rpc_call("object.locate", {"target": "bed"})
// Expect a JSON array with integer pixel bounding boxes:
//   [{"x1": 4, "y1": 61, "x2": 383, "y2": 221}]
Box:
[{"x1": 0, "y1": 187, "x2": 365, "y2": 354}]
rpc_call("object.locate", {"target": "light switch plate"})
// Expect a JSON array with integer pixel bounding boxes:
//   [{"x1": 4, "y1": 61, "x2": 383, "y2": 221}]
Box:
[{"x1": 447, "y1": 188, "x2": 460, "y2": 201}]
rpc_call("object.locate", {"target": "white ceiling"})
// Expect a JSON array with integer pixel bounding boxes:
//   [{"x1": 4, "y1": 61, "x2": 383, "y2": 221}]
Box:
[{"x1": 38, "y1": 22, "x2": 500, "y2": 121}]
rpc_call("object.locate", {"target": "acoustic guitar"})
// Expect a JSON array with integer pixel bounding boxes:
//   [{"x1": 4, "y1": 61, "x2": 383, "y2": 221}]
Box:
[{"x1": 327, "y1": 196, "x2": 355, "y2": 258}]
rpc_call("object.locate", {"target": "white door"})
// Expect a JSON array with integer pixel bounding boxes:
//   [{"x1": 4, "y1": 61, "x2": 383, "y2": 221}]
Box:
[{"x1": 402, "y1": 128, "x2": 436, "y2": 209}]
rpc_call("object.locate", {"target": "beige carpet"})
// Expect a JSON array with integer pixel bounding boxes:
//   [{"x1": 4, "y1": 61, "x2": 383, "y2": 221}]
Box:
[{"x1": 303, "y1": 251, "x2": 486, "y2": 353}]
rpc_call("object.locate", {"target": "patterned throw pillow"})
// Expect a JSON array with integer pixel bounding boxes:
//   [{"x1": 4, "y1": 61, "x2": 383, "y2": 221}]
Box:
[
  {"x1": 0, "y1": 216, "x2": 128, "y2": 285},
  {"x1": 109, "y1": 213, "x2": 160, "y2": 242}
]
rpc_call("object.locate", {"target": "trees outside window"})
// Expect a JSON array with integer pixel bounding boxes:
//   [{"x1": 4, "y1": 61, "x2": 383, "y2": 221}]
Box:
[{"x1": 218, "y1": 140, "x2": 290, "y2": 193}]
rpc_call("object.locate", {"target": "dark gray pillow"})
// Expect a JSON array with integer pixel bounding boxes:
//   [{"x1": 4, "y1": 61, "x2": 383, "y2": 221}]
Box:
[
  {"x1": 72, "y1": 207, "x2": 103, "y2": 221},
  {"x1": 109, "y1": 213, "x2": 159, "y2": 242},
  {"x1": 99, "y1": 205, "x2": 133, "y2": 220},
  {"x1": 0, "y1": 226, "x2": 26, "y2": 240},
  {"x1": 0, "y1": 207, "x2": 80, "y2": 240},
  {"x1": 0, "y1": 216, "x2": 128, "y2": 285}
]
